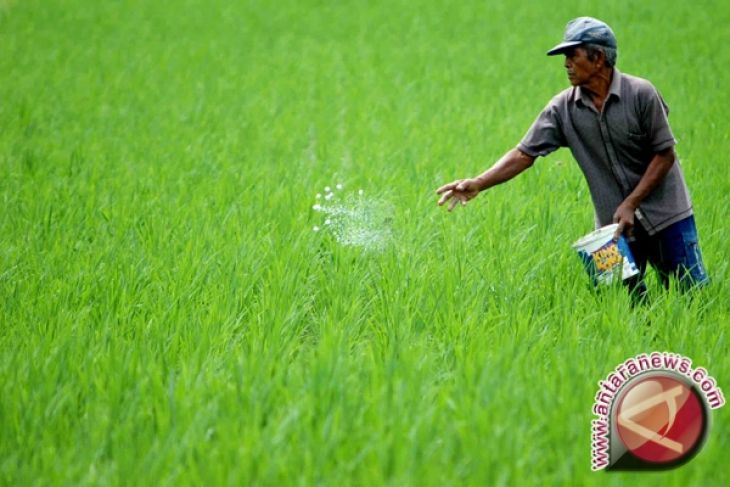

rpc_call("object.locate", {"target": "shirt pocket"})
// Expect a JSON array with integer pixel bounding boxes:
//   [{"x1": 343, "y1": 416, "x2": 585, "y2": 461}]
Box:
[
  {"x1": 621, "y1": 131, "x2": 653, "y2": 162},
  {"x1": 627, "y1": 131, "x2": 647, "y2": 144}
]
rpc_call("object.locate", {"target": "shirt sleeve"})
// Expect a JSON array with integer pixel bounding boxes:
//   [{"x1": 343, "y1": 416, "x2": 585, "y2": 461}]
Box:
[
  {"x1": 517, "y1": 100, "x2": 567, "y2": 157},
  {"x1": 641, "y1": 86, "x2": 676, "y2": 152}
]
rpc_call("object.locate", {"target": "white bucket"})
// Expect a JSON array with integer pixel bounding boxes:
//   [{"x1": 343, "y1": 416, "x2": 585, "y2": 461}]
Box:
[{"x1": 572, "y1": 224, "x2": 640, "y2": 285}]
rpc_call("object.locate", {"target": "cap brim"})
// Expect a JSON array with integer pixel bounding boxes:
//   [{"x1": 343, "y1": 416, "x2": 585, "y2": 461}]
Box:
[{"x1": 546, "y1": 40, "x2": 583, "y2": 56}]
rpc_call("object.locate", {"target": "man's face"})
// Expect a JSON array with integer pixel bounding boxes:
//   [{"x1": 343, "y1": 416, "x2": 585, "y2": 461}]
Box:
[{"x1": 563, "y1": 46, "x2": 600, "y2": 86}]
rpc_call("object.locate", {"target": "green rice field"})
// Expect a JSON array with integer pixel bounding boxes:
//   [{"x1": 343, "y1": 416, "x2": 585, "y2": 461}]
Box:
[{"x1": 1, "y1": 0, "x2": 729, "y2": 484}]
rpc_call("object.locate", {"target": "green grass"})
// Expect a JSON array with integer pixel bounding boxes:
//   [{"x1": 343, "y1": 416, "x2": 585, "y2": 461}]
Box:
[{"x1": 1, "y1": 0, "x2": 729, "y2": 485}]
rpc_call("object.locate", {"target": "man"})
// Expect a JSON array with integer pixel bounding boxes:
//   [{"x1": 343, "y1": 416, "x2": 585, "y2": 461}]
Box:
[{"x1": 436, "y1": 17, "x2": 709, "y2": 296}]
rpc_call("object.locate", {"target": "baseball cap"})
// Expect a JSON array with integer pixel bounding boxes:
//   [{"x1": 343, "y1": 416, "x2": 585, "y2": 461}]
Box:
[{"x1": 546, "y1": 17, "x2": 617, "y2": 56}]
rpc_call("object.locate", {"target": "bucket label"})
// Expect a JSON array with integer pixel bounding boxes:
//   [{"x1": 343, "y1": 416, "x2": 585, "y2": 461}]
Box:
[{"x1": 592, "y1": 241, "x2": 622, "y2": 273}]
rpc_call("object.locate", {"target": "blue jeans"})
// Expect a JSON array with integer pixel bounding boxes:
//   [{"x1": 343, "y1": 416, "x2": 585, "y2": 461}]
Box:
[{"x1": 625, "y1": 215, "x2": 709, "y2": 298}]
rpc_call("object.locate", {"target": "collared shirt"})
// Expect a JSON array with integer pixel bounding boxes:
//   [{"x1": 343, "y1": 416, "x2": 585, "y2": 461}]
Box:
[{"x1": 517, "y1": 68, "x2": 693, "y2": 235}]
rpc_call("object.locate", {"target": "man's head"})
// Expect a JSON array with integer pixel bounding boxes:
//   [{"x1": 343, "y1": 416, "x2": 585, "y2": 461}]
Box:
[{"x1": 547, "y1": 17, "x2": 618, "y2": 68}]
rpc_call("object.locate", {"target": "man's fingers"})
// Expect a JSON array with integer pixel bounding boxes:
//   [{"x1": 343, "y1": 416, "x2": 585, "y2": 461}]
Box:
[
  {"x1": 447, "y1": 195, "x2": 470, "y2": 212},
  {"x1": 437, "y1": 190, "x2": 453, "y2": 206},
  {"x1": 436, "y1": 181, "x2": 459, "y2": 194},
  {"x1": 613, "y1": 221, "x2": 625, "y2": 241}
]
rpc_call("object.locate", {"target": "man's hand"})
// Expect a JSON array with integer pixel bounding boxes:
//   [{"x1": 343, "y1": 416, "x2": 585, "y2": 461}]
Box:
[
  {"x1": 613, "y1": 200, "x2": 636, "y2": 240},
  {"x1": 436, "y1": 178, "x2": 481, "y2": 211}
]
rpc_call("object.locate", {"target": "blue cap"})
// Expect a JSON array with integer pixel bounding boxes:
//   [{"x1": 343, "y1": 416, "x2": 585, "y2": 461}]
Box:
[{"x1": 547, "y1": 17, "x2": 617, "y2": 56}]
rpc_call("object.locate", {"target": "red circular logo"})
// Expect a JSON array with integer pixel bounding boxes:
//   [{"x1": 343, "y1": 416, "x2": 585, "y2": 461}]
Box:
[{"x1": 615, "y1": 375, "x2": 706, "y2": 464}]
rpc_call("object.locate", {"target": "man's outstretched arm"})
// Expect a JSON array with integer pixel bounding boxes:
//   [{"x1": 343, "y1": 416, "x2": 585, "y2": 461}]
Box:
[{"x1": 436, "y1": 148, "x2": 536, "y2": 211}]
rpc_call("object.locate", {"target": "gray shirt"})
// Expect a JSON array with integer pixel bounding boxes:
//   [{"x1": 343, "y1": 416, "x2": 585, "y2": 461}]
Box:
[{"x1": 517, "y1": 68, "x2": 693, "y2": 235}]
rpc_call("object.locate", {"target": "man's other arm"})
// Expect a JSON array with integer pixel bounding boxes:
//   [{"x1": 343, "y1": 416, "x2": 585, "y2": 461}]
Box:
[{"x1": 612, "y1": 146, "x2": 676, "y2": 238}]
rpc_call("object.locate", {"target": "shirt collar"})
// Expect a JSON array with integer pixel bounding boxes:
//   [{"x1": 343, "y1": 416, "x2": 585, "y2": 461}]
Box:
[
  {"x1": 573, "y1": 68, "x2": 622, "y2": 106},
  {"x1": 608, "y1": 67, "x2": 622, "y2": 99}
]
